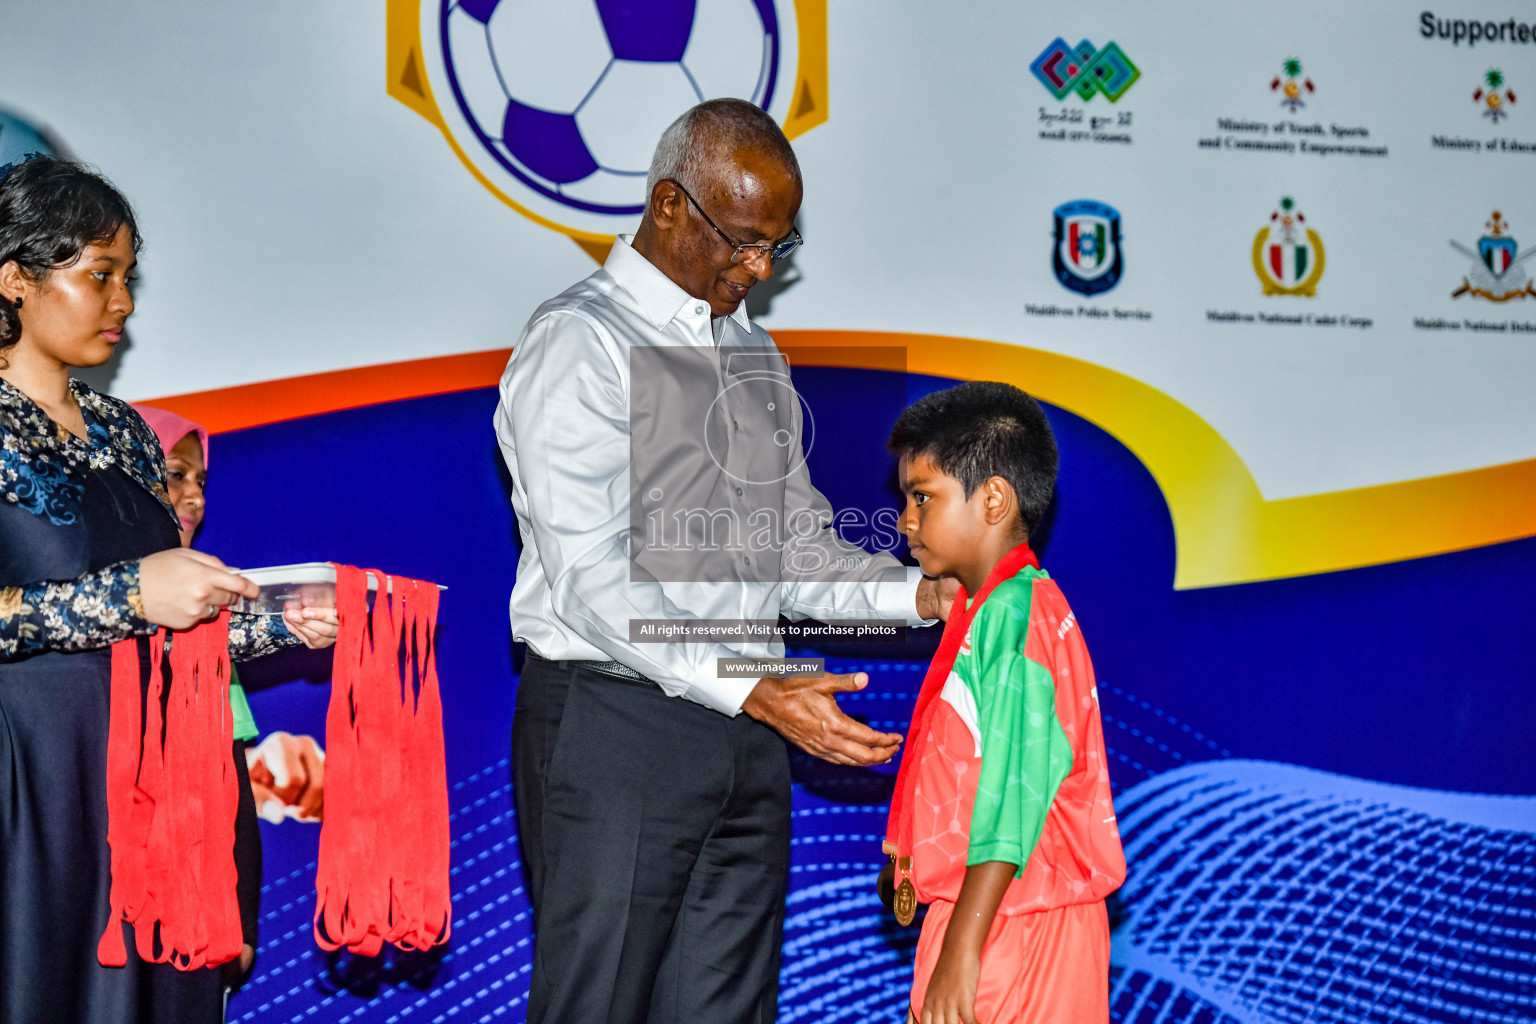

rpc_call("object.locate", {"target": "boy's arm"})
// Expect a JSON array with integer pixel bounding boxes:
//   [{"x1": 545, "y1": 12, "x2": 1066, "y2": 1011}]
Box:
[{"x1": 920, "y1": 860, "x2": 1017, "y2": 1024}]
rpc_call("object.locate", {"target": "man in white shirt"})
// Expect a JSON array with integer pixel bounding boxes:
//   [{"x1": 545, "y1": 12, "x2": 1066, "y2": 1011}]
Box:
[{"x1": 495, "y1": 99, "x2": 951, "y2": 1024}]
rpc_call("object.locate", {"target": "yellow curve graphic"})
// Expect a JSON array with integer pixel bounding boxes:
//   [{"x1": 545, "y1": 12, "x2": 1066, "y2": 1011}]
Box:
[{"x1": 777, "y1": 330, "x2": 1536, "y2": 590}]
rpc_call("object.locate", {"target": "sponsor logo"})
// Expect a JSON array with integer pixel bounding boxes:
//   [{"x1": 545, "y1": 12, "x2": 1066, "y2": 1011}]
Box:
[
  {"x1": 1030, "y1": 37, "x2": 1140, "y2": 102},
  {"x1": 1271, "y1": 58, "x2": 1315, "y2": 112},
  {"x1": 1451, "y1": 211, "x2": 1536, "y2": 301},
  {"x1": 1252, "y1": 197, "x2": 1325, "y2": 296},
  {"x1": 1474, "y1": 69, "x2": 1517, "y2": 123},
  {"x1": 1053, "y1": 200, "x2": 1124, "y2": 296}
]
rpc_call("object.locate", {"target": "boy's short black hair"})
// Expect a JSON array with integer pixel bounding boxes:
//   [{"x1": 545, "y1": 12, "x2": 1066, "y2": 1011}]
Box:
[{"x1": 887, "y1": 381, "x2": 1058, "y2": 535}]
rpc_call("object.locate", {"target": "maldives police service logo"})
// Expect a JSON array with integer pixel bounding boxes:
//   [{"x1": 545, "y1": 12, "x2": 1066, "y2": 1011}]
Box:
[
  {"x1": 1252, "y1": 197, "x2": 1325, "y2": 297},
  {"x1": 1052, "y1": 200, "x2": 1123, "y2": 295},
  {"x1": 387, "y1": 0, "x2": 824, "y2": 246},
  {"x1": 1451, "y1": 211, "x2": 1536, "y2": 301}
]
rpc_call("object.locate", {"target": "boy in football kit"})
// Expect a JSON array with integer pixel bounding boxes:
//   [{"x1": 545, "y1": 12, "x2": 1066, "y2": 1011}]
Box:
[{"x1": 882, "y1": 382, "x2": 1126, "y2": 1024}]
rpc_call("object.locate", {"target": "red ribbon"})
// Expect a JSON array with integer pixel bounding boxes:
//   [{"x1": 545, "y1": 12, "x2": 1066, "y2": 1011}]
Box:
[
  {"x1": 884, "y1": 544, "x2": 1039, "y2": 872},
  {"x1": 98, "y1": 613, "x2": 243, "y2": 969},
  {"x1": 313, "y1": 565, "x2": 452, "y2": 955}
]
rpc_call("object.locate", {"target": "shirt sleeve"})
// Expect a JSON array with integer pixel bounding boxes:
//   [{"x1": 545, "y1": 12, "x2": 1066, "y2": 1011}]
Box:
[
  {"x1": 964, "y1": 589, "x2": 1074, "y2": 877},
  {"x1": 228, "y1": 612, "x2": 299, "y2": 663},
  {"x1": 0, "y1": 559, "x2": 156, "y2": 662},
  {"x1": 497, "y1": 310, "x2": 758, "y2": 716}
]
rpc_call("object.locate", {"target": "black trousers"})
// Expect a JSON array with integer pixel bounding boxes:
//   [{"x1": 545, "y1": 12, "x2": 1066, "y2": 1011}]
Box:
[{"x1": 512, "y1": 654, "x2": 791, "y2": 1024}]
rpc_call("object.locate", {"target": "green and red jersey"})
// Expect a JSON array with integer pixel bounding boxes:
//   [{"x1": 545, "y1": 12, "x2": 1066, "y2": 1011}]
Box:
[{"x1": 887, "y1": 545, "x2": 1125, "y2": 914}]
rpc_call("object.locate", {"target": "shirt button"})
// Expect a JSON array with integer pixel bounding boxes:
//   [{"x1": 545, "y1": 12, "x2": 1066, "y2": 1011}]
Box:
[
  {"x1": 694, "y1": 304, "x2": 706, "y2": 315},
  {"x1": 742, "y1": 556, "x2": 751, "y2": 565},
  {"x1": 735, "y1": 487, "x2": 744, "y2": 496}
]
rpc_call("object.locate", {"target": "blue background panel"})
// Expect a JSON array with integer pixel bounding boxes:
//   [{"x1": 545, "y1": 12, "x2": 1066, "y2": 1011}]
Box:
[{"x1": 203, "y1": 370, "x2": 1534, "y2": 1021}]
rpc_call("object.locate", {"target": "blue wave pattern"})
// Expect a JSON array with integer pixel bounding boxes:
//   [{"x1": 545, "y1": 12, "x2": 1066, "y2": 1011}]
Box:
[
  {"x1": 229, "y1": 759, "x2": 534, "y2": 1023},
  {"x1": 228, "y1": 664, "x2": 1536, "y2": 1022},
  {"x1": 1110, "y1": 761, "x2": 1536, "y2": 1024}
]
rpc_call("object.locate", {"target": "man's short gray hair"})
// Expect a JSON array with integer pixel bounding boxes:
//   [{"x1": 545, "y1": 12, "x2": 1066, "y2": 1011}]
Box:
[{"x1": 644, "y1": 98, "x2": 802, "y2": 205}]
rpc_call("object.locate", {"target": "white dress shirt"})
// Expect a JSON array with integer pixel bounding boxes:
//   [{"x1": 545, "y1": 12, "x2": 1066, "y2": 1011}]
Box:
[{"x1": 495, "y1": 236, "x2": 931, "y2": 716}]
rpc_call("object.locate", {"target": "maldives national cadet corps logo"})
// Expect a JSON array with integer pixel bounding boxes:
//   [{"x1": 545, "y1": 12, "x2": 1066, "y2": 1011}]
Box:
[
  {"x1": 1253, "y1": 197, "x2": 1325, "y2": 296},
  {"x1": 1029, "y1": 38, "x2": 1140, "y2": 102},
  {"x1": 1053, "y1": 200, "x2": 1123, "y2": 295},
  {"x1": 1473, "y1": 69, "x2": 1516, "y2": 123},
  {"x1": 1451, "y1": 211, "x2": 1536, "y2": 301},
  {"x1": 385, "y1": 0, "x2": 825, "y2": 250}
]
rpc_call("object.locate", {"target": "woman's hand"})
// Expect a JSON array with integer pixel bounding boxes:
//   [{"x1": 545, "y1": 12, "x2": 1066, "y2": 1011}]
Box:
[
  {"x1": 138, "y1": 549, "x2": 258, "y2": 630},
  {"x1": 283, "y1": 603, "x2": 339, "y2": 650}
]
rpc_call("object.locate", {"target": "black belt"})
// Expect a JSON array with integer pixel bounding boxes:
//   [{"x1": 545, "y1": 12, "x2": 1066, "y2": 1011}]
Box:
[{"x1": 528, "y1": 651, "x2": 656, "y2": 686}]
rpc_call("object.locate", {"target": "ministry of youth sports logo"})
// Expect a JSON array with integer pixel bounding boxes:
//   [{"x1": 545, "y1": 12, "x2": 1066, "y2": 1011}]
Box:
[
  {"x1": 1053, "y1": 201, "x2": 1123, "y2": 295},
  {"x1": 389, "y1": 0, "x2": 824, "y2": 245}
]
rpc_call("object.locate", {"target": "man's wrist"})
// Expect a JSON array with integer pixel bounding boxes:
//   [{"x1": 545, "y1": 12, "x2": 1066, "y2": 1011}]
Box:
[
  {"x1": 741, "y1": 676, "x2": 780, "y2": 723},
  {"x1": 915, "y1": 576, "x2": 935, "y2": 621}
]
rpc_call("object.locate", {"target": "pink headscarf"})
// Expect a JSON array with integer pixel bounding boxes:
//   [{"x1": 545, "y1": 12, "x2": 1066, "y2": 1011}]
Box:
[{"x1": 131, "y1": 404, "x2": 209, "y2": 466}]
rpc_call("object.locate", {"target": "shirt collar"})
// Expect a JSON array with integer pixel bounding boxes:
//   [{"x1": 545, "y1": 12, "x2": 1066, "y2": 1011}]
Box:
[{"x1": 607, "y1": 234, "x2": 753, "y2": 334}]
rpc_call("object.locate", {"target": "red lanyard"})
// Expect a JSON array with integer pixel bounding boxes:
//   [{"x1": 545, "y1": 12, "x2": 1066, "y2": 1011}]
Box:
[
  {"x1": 884, "y1": 544, "x2": 1039, "y2": 868},
  {"x1": 313, "y1": 565, "x2": 452, "y2": 955},
  {"x1": 99, "y1": 613, "x2": 243, "y2": 969},
  {"x1": 99, "y1": 563, "x2": 453, "y2": 969}
]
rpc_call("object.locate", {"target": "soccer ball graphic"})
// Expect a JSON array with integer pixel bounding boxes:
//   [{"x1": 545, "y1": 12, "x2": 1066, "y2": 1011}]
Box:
[{"x1": 437, "y1": 0, "x2": 784, "y2": 228}]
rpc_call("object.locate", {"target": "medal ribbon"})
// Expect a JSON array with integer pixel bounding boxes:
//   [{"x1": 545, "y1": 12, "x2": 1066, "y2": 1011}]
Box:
[
  {"x1": 313, "y1": 565, "x2": 453, "y2": 955},
  {"x1": 98, "y1": 613, "x2": 243, "y2": 969},
  {"x1": 884, "y1": 544, "x2": 1039, "y2": 886}
]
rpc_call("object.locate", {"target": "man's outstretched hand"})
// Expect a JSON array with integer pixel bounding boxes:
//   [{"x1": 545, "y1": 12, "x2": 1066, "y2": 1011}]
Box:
[{"x1": 743, "y1": 672, "x2": 903, "y2": 766}]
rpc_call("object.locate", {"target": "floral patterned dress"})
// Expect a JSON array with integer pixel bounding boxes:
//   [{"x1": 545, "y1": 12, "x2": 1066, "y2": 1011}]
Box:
[{"x1": 0, "y1": 378, "x2": 294, "y2": 1023}]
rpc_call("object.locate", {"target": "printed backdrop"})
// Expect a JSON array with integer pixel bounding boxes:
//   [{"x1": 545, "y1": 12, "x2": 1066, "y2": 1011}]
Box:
[{"x1": 2, "y1": 1, "x2": 1533, "y2": 1021}]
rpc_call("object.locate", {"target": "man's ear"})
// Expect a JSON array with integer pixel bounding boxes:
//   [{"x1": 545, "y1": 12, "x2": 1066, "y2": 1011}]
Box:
[
  {"x1": 981, "y1": 475, "x2": 1019, "y2": 528},
  {"x1": 648, "y1": 180, "x2": 683, "y2": 231}
]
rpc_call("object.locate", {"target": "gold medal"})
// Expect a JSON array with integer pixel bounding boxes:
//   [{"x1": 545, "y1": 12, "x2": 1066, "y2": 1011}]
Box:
[
  {"x1": 894, "y1": 878, "x2": 917, "y2": 926},
  {"x1": 893, "y1": 856, "x2": 917, "y2": 926}
]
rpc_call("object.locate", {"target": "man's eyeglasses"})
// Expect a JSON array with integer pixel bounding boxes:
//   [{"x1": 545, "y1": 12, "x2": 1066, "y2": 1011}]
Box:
[{"x1": 670, "y1": 180, "x2": 802, "y2": 266}]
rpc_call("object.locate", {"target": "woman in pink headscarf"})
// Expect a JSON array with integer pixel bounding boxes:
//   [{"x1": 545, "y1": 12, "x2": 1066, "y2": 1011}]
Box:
[{"x1": 132, "y1": 405, "x2": 335, "y2": 986}]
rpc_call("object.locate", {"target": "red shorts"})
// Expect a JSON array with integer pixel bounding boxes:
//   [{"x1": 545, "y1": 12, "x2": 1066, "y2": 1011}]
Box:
[{"x1": 909, "y1": 899, "x2": 1110, "y2": 1024}]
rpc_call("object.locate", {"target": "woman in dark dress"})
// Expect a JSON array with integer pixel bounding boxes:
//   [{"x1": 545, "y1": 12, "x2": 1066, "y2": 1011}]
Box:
[{"x1": 0, "y1": 156, "x2": 338, "y2": 1021}]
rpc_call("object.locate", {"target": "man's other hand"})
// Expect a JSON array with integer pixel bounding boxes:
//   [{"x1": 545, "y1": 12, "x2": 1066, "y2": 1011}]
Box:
[{"x1": 742, "y1": 672, "x2": 902, "y2": 766}]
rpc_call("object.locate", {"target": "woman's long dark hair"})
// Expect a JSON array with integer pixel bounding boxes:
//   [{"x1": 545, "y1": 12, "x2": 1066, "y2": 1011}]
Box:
[{"x1": 0, "y1": 155, "x2": 141, "y2": 358}]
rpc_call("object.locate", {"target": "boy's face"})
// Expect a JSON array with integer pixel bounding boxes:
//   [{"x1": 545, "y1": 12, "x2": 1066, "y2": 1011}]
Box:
[{"x1": 897, "y1": 453, "x2": 992, "y2": 579}]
